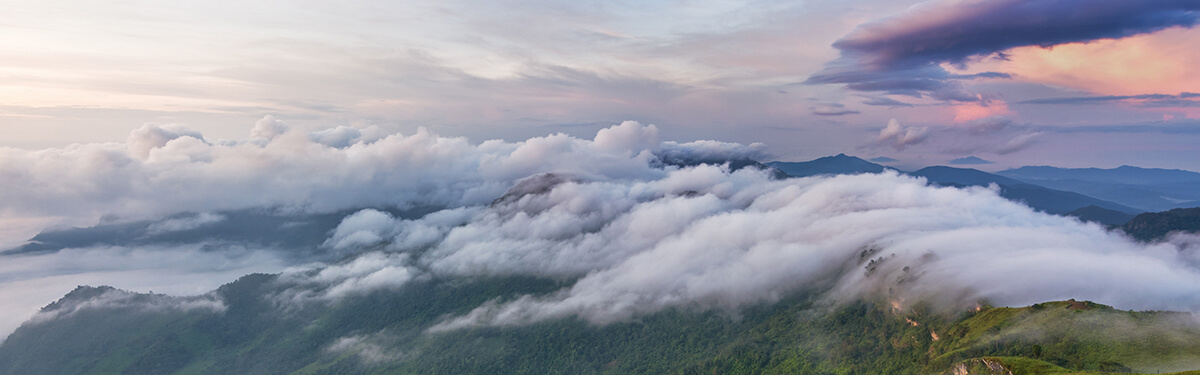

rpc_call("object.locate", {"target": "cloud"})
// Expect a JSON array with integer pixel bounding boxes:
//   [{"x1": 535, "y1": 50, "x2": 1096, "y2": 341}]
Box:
[
  {"x1": 145, "y1": 213, "x2": 225, "y2": 235},
  {"x1": 326, "y1": 333, "x2": 404, "y2": 364},
  {"x1": 861, "y1": 96, "x2": 915, "y2": 107},
  {"x1": 249, "y1": 115, "x2": 289, "y2": 140},
  {"x1": 8, "y1": 118, "x2": 1200, "y2": 342},
  {"x1": 994, "y1": 131, "x2": 1042, "y2": 155},
  {"x1": 807, "y1": 0, "x2": 1200, "y2": 100},
  {"x1": 390, "y1": 169, "x2": 1200, "y2": 331},
  {"x1": 876, "y1": 119, "x2": 929, "y2": 150},
  {"x1": 323, "y1": 209, "x2": 399, "y2": 251},
  {"x1": 865, "y1": 116, "x2": 1040, "y2": 156},
  {"x1": 0, "y1": 242, "x2": 289, "y2": 340},
  {"x1": 1019, "y1": 92, "x2": 1200, "y2": 105},
  {"x1": 0, "y1": 120, "x2": 794, "y2": 339},
  {"x1": 127, "y1": 123, "x2": 207, "y2": 159},
  {"x1": 1048, "y1": 118, "x2": 1200, "y2": 134},
  {"x1": 0, "y1": 119, "x2": 765, "y2": 241},
  {"x1": 26, "y1": 286, "x2": 226, "y2": 325},
  {"x1": 965, "y1": 116, "x2": 1015, "y2": 134},
  {"x1": 274, "y1": 251, "x2": 419, "y2": 305},
  {"x1": 811, "y1": 103, "x2": 861, "y2": 116}
]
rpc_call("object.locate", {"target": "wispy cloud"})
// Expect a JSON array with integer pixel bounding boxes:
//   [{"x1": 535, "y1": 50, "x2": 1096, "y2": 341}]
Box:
[{"x1": 1019, "y1": 92, "x2": 1200, "y2": 105}]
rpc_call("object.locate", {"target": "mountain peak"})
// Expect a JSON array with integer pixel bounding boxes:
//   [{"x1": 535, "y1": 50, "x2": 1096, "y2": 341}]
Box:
[
  {"x1": 767, "y1": 154, "x2": 885, "y2": 178},
  {"x1": 948, "y1": 156, "x2": 993, "y2": 165}
]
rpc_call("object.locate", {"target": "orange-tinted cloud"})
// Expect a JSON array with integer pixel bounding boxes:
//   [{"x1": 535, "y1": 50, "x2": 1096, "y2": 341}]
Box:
[
  {"x1": 974, "y1": 27, "x2": 1200, "y2": 96},
  {"x1": 952, "y1": 99, "x2": 1013, "y2": 122}
]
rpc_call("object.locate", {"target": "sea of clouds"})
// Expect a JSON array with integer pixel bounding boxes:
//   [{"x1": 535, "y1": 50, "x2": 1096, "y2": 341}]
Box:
[{"x1": 3, "y1": 118, "x2": 1200, "y2": 341}]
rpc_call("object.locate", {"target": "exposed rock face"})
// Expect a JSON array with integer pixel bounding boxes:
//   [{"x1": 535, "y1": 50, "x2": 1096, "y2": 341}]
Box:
[{"x1": 948, "y1": 358, "x2": 1012, "y2": 375}]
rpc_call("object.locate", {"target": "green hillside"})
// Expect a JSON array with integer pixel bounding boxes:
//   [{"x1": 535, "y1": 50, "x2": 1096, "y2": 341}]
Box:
[{"x1": 2, "y1": 273, "x2": 1198, "y2": 375}]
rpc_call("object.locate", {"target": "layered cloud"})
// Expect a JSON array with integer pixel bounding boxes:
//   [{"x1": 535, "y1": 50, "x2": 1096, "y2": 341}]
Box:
[
  {"x1": 0, "y1": 118, "x2": 766, "y2": 242},
  {"x1": 259, "y1": 164, "x2": 1200, "y2": 332},
  {"x1": 26, "y1": 286, "x2": 226, "y2": 325},
  {"x1": 7, "y1": 119, "x2": 1200, "y2": 343},
  {"x1": 0, "y1": 120, "x2": 770, "y2": 339},
  {"x1": 866, "y1": 116, "x2": 1041, "y2": 157},
  {"x1": 808, "y1": 0, "x2": 1200, "y2": 101},
  {"x1": 396, "y1": 169, "x2": 1200, "y2": 329}
]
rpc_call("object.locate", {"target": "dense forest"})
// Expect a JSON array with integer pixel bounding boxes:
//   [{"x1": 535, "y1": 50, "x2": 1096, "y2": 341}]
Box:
[{"x1": 3, "y1": 272, "x2": 1199, "y2": 375}]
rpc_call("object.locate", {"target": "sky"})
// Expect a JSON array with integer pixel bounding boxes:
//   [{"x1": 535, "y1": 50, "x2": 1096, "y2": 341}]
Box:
[{"x1": 2, "y1": 0, "x2": 1199, "y2": 170}]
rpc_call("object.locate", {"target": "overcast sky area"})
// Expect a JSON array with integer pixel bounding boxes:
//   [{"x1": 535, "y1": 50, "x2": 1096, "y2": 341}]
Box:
[{"x1": 2, "y1": 0, "x2": 1199, "y2": 170}]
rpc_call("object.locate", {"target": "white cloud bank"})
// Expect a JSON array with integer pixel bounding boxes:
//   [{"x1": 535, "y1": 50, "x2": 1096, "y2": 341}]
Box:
[
  {"x1": 0, "y1": 119, "x2": 767, "y2": 340},
  {"x1": 293, "y1": 166, "x2": 1200, "y2": 332},
  {"x1": 5, "y1": 118, "x2": 1200, "y2": 341},
  {"x1": 0, "y1": 118, "x2": 764, "y2": 241}
]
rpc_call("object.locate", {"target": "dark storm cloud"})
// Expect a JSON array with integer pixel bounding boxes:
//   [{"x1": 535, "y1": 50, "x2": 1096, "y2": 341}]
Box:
[{"x1": 807, "y1": 0, "x2": 1200, "y2": 100}]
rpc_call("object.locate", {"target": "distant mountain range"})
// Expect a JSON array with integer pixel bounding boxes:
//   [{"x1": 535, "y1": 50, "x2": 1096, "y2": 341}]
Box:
[
  {"x1": 12, "y1": 155, "x2": 1194, "y2": 255},
  {"x1": 770, "y1": 155, "x2": 1144, "y2": 223},
  {"x1": 998, "y1": 165, "x2": 1200, "y2": 212},
  {"x1": 909, "y1": 166, "x2": 1141, "y2": 217}
]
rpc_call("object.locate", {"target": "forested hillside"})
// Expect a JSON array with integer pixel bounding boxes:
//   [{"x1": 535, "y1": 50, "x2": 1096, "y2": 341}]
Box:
[{"x1": 3, "y1": 273, "x2": 1198, "y2": 375}]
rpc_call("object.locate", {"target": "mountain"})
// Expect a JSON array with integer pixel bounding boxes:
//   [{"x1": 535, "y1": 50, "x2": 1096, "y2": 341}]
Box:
[
  {"x1": 3, "y1": 207, "x2": 439, "y2": 256},
  {"x1": 766, "y1": 156, "x2": 1142, "y2": 217},
  {"x1": 3, "y1": 276, "x2": 1199, "y2": 374},
  {"x1": 948, "y1": 156, "x2": 993, "y2": 165},
  {"x1": 1066, "y1": 205, "x2": 1136, "y2": 226},
  {"x1": 910, "y1": 166, "x2": 1142, "y2": 215},
  {"x1": 766, "y1": 153, "x2": 888, "y2": 178},
  {"x1": 1120, "y1": 207, "x2": 1200, "y2": 242},
  {"x1": 998, "y1": 166, "x2": 1200, "y2": 212},
  {"x1": 1000, "y1": 165, "x2": 1200, "y2": 186}
]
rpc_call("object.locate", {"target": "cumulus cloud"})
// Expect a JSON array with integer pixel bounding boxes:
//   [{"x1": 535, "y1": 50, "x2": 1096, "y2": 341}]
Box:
[
  {"x1": 274, "y1": 251, "x2": 420, "y2": 305},
  {"x1": 127, "y1": 123, "x2": 207, "y2": 159},
  {"x1": 867, "y1": 116, "x2": 1040, "y2": 156},
  {"x1": 8, "y1": 116, "x2": 1200, "y2": 344},
  {"x1": 1, "y1": 119, "x2": 792, "y2": 340},
  {"x1": 249, "y1": 115, "x2": 289, "y2": 140},
  {"x1": 253, "y1": 161, "x2": 1200, "y2": 332},
  {"x1": 0, "y1": 118, "x2": 762, "y2": 242},
  {"x1": 876, "y1": 119, "x2": 929, "y2": 150},
  {"x1": 807, "y1": 0, "x2": 1200, "y2": 100},
  {"x1": 390, "y1": 168, "x2": 1200, "y2": 331}
]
